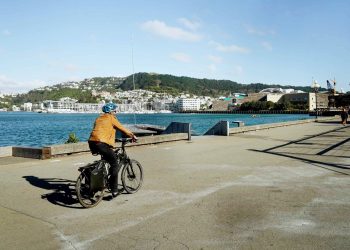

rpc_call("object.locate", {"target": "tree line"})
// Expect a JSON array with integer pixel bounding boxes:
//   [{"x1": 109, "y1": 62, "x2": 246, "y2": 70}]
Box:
[{"x1": 1, "y1": 72, "x2": 321, "y2": 109}]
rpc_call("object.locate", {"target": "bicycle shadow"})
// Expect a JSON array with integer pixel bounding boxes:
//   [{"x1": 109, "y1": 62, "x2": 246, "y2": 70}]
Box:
[{"x1": 22, "y1": 176, "x2": 83, "y2": 209}]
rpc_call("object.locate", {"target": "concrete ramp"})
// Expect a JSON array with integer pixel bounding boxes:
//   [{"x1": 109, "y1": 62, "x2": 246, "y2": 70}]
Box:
[
  {"x1": 204, "y1": 121, "x2": 229, "y2": 136},
  {"x1": 162, "y1": 122, "x2": 191, "y2": 140}
]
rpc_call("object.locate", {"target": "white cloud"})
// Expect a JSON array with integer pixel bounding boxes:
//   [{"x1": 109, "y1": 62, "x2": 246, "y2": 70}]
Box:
[
  {"x1": 245, "y1": 24, "x2": 275, "y2": 36},
  {"x1": 0, "y1": 75, "x2": 17, "y2": 88},
  {"x1": 141, "y1": 20, "x2": 202, "y2": 42},
  {"x1": 233, "y1": 65, "x2": 243, "y2": 75},
  {"x1": 177, "y1": 17, "x2": 200, "y2": 30},
  {"x1": 2, "y1": 29, "x2": 11, "y2": 36},
  {"x1": 208, "y1": 64, "x2": 217, "y2": 73},
  {"x1": 64, "y1": 63, "x2": 80, "y2": 73},
  {"x1": 171, "y1": 53, "x2": 192, "y2": 63},
  {"x1": 210, "y1": 41, "x2": 250, "y2": 53},
  {"x1": 261, "y1": 41, "x2": 273, "y2": 51},
  {"x1": 208, "y1": 55, "x2": 223, "y2": 63},
  {"x1": 0, "y1": 75, "x2": 45, "y2": 94}
]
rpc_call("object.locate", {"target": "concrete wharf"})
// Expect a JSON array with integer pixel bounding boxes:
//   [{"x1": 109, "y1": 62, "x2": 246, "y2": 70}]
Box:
[{"x1": 0, "y1": 118, "x2": 349, "y2": 249}]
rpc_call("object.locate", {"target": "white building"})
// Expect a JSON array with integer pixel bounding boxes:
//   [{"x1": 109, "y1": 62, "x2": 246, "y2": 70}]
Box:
[
  {"x1": 42, "y1": 98, "x2": 103, "y2": 113},
  {"x1": 266, "y1": 93, "x2": 284, "y2": 103},
  {"x1": 176, "y1": 98, "x2": 200, "y2": 111},
  {"x1": 12, "y1": 105, "x2": 20, "y2": 111},
  {"x1": 23, "y1": 102, "x2": 33, "y2": 111}
]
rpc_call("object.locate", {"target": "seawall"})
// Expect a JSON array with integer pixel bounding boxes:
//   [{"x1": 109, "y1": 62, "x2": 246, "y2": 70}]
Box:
[{"x1": 0, "y1": 117, "x2": 337, "y2": 159}]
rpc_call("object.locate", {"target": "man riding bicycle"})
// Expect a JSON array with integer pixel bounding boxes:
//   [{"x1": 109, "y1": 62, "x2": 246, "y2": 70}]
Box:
[{"x1": 88, "y1": 102, "x2": 137, "y2": 198}]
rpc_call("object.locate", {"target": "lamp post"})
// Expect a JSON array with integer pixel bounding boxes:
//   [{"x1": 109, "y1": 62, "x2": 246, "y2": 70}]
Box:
[{"x1": 311, "y1": 80, "x2": 320, "y2": 120}]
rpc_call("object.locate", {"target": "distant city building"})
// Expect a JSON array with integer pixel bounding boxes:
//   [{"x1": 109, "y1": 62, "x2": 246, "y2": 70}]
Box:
[
  {"x1": 42, "y1": 98, "x2": 103, "y2": 113},
  {"x1": 259, "y1": 88, "x2": 305, "y2": 94},
  {"x1": 266, "y1": 93, "x2": 284, "y2": 103},
  {"x1": 12, "y1": 105, "x2": 20, "y2": 111},
  {"x1": 282, "y1": 92, "x2": 328, "y2": 111},
  {"x1": 259, "y1": 88, "x2": 284, "y2": 93},
  {"x1": 211, "y1": 100, "x2": 231, "y2": 111},
  {"x1": 176, "y1": 98, "x2": 200, "y2": 111},
  {"x1": 23, "y1": 102, "x2": 33, "y2": 111}
]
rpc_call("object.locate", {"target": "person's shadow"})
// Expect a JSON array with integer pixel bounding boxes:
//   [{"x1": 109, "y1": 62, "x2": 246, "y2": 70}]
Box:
[{"x1": 22, "y1": 176, "x2": 83, "y2": 209}]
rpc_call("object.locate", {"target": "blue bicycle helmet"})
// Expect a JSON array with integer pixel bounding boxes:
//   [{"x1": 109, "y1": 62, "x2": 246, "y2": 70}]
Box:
[{"x1": 102, "y1": 103, "x2": 117, "y2": 113}]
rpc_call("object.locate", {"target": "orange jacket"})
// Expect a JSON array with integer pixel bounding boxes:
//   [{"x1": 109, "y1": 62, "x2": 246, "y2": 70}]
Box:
[{"x1": 89, "y1": 113, "x2": 133, "y2": 147}]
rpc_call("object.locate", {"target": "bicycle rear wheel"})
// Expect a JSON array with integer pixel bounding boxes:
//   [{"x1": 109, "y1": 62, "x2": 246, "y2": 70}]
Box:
[
  {"x1": 121, "y1": 159, "x2": 143, "y2": 194},
  {"x1": 76, "y1": 169, "x2": 105, "y2": 208}
]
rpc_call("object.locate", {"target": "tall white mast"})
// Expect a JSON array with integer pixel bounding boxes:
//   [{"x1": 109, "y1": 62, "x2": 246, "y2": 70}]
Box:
[{"x1": 131, "y1": 34, "x2": 137, "y2": 124}]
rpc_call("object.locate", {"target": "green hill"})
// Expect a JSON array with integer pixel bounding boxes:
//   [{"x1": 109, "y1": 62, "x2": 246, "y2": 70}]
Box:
[
  {"x1": 120, "y1": 73, "x2": 315, "y2": 96},
  {"x1": 5, "y1": 73, "x2": 320, "y2": 107}
]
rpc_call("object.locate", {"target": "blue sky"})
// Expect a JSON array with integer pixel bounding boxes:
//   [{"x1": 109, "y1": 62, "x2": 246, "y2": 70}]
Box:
[{"x1": 1, "y1": 0, "x2": 350, "y2": 93}]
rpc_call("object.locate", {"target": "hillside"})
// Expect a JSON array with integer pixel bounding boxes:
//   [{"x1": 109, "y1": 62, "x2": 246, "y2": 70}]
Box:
[
  {"x1": 4, "y1": 73, "x2": 319, "y2": 107},
  {"x1": 120, "y1": 73, "x2": 314, "y2": 96}
]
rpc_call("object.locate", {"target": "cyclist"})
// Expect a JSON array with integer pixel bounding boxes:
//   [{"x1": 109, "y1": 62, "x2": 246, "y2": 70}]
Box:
[{"x1": 88, "y1": 102, "x2": 137, "y2": 197}]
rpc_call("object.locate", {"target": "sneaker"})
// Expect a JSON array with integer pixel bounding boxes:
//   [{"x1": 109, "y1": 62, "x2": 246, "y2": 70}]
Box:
[{"x1": 111, "y1": 191, "x2": 119, "y2": 198}]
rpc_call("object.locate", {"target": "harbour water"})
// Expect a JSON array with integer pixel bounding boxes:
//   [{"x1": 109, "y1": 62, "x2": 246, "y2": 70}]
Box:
[{"x1": 0, "y1": 112, "x2": 310, "y2": 147}]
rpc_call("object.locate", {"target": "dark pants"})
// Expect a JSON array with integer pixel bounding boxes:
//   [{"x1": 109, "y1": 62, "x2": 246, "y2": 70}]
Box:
[{"x1": 88, "y1": 141, "x2": 120, "y2": 192}]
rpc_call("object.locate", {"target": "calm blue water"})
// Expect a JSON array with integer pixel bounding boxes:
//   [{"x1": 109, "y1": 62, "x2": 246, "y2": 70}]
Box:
[{"x1": 0, "y1": 112, "x2": 310, "y2": 147}]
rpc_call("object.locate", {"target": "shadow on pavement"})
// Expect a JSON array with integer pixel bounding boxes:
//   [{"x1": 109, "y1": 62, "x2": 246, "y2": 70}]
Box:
[
  {"x1": 250, "y1": 149, "x2": 350, "y2": 175},
  {"x1": 249, "y1": 125, "x2": 350, "y2": 176},
  {"x1": 23, "y1": 176, "x2": 83, "y2": 209},
  {"x1": 318, "y1": 120, "x2": 345, "y2": 125}
]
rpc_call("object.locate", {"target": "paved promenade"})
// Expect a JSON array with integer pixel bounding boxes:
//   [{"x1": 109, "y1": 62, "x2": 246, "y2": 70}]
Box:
[{"x1": 1, "y1": 119, "x2": 349, "y2": 250}]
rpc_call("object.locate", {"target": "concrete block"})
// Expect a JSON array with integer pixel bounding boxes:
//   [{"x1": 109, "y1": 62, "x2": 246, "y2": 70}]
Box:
[
  {"x1": 229, "y1": 119, "x2": 315, "y2": 135},
  {"x1": 45, "y1": 142, "x2": 90, "y2": 157},
  {"x1": 0, "y1": 146, "x2": 12, "y2": 157},
  {"x1": 163, "y1": 122, "x2": 191, "y2": 140},
  {"x1": 133, "y1": 133, "x2": 188, "y2": 146},
  {"x1": 204, "y1": 121, "x2": 229, "y2": 136},
  {"x1": 232, "y1": 121, "x2": 245, "y2": 127},
  {"x1": 41, "y1": 147, "x2": 51, "y2": 160},
  {"x1": 12, "y1": 147, "x2": 43, "y2": 159}
]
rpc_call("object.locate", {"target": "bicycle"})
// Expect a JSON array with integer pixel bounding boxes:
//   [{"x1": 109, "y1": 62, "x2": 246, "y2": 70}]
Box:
[{"x1": 75, "y1": 138, "x2": 143, "y2": 208}]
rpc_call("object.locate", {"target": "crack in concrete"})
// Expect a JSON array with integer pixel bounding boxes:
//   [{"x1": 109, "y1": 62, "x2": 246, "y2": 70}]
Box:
[{"x1": 0, "y1": 204, "x2": 77, "y2": 250}]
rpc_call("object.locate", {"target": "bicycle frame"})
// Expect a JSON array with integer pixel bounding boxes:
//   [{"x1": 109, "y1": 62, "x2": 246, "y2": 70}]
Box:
[
  {"x1": 76, "y1": 138, "x2": 143, "y2": 208},
  {"x1": 114, "y1": 139, "x2": 131, "y2": 165}
]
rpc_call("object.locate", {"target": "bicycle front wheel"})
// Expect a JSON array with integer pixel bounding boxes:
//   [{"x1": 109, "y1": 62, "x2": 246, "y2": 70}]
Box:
[
  {"x1": 76, "y1": 169, "x2": 105, "y2": 208},
  {"x1": 121, "y1": 159, "x2": 143, "y2": 194}
]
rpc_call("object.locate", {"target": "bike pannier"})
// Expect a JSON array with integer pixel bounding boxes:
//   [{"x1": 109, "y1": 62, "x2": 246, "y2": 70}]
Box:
[{"x1": 90, "y1": 162, "x2": 106, "y2": 191}]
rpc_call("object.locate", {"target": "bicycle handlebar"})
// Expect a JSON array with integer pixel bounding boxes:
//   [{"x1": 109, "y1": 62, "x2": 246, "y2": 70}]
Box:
[{"x1": 116, "y1": 138, "x2": 137, "y2": 143}]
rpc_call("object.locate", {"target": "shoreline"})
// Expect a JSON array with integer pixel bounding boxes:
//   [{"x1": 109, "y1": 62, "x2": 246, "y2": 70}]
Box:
[{"x1": 0, "y1": 117, "x2": 335, "y2": 159}]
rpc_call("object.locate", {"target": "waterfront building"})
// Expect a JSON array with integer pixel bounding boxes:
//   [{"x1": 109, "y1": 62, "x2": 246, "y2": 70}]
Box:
[
  {"x1": 209, "y1": 91, "x2": 329, "y2": 112},
  {"x1": 176, "y1": 98, "x2": 200, "y2": 111},
  {"x1": 283, "y1": 92, "x2": 329, "y2": 111},
  {"x1": 23, "y1": 102, "x2": 33, "y2": 111},
  {"x1": 259, "y1": 88, "x2": 303, "y2": 94},
  {"x1": 42, "y1": 98, "x2": 103, "y2": 113},
  {"x1": 41, "y1": 95, "x2": 174, "y2": 113},
  {"x1": 12, "y1": 105, "x2": 20, "y2": 111},
  {"x1": 211, "y1": 100, "x2": 231, "y2": 111}
]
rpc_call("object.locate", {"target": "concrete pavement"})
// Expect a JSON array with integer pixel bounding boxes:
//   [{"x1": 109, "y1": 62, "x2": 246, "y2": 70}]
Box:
[{"x1": 0, "y1": 119, "x2": 349, "y2": 249}]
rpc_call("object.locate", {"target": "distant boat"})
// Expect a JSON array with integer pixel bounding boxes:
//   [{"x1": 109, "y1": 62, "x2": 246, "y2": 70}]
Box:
[
  {"x1": 158, "y1": 110, "x2": 172, "y2": 114},
  {"x1": 33, "y1": 109, "x2": 44, "y2": 113}
]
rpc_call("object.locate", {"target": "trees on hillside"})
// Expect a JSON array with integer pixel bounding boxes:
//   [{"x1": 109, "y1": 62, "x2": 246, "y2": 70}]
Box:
[{"x1": 239, "y1": 100, "x2": 307, "y2": 111}]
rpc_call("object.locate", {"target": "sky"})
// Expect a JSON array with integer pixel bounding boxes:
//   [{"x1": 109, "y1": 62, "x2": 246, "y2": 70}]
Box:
[{"x1": 1, "y1": 0, "x2": 350, "y2": 94}]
